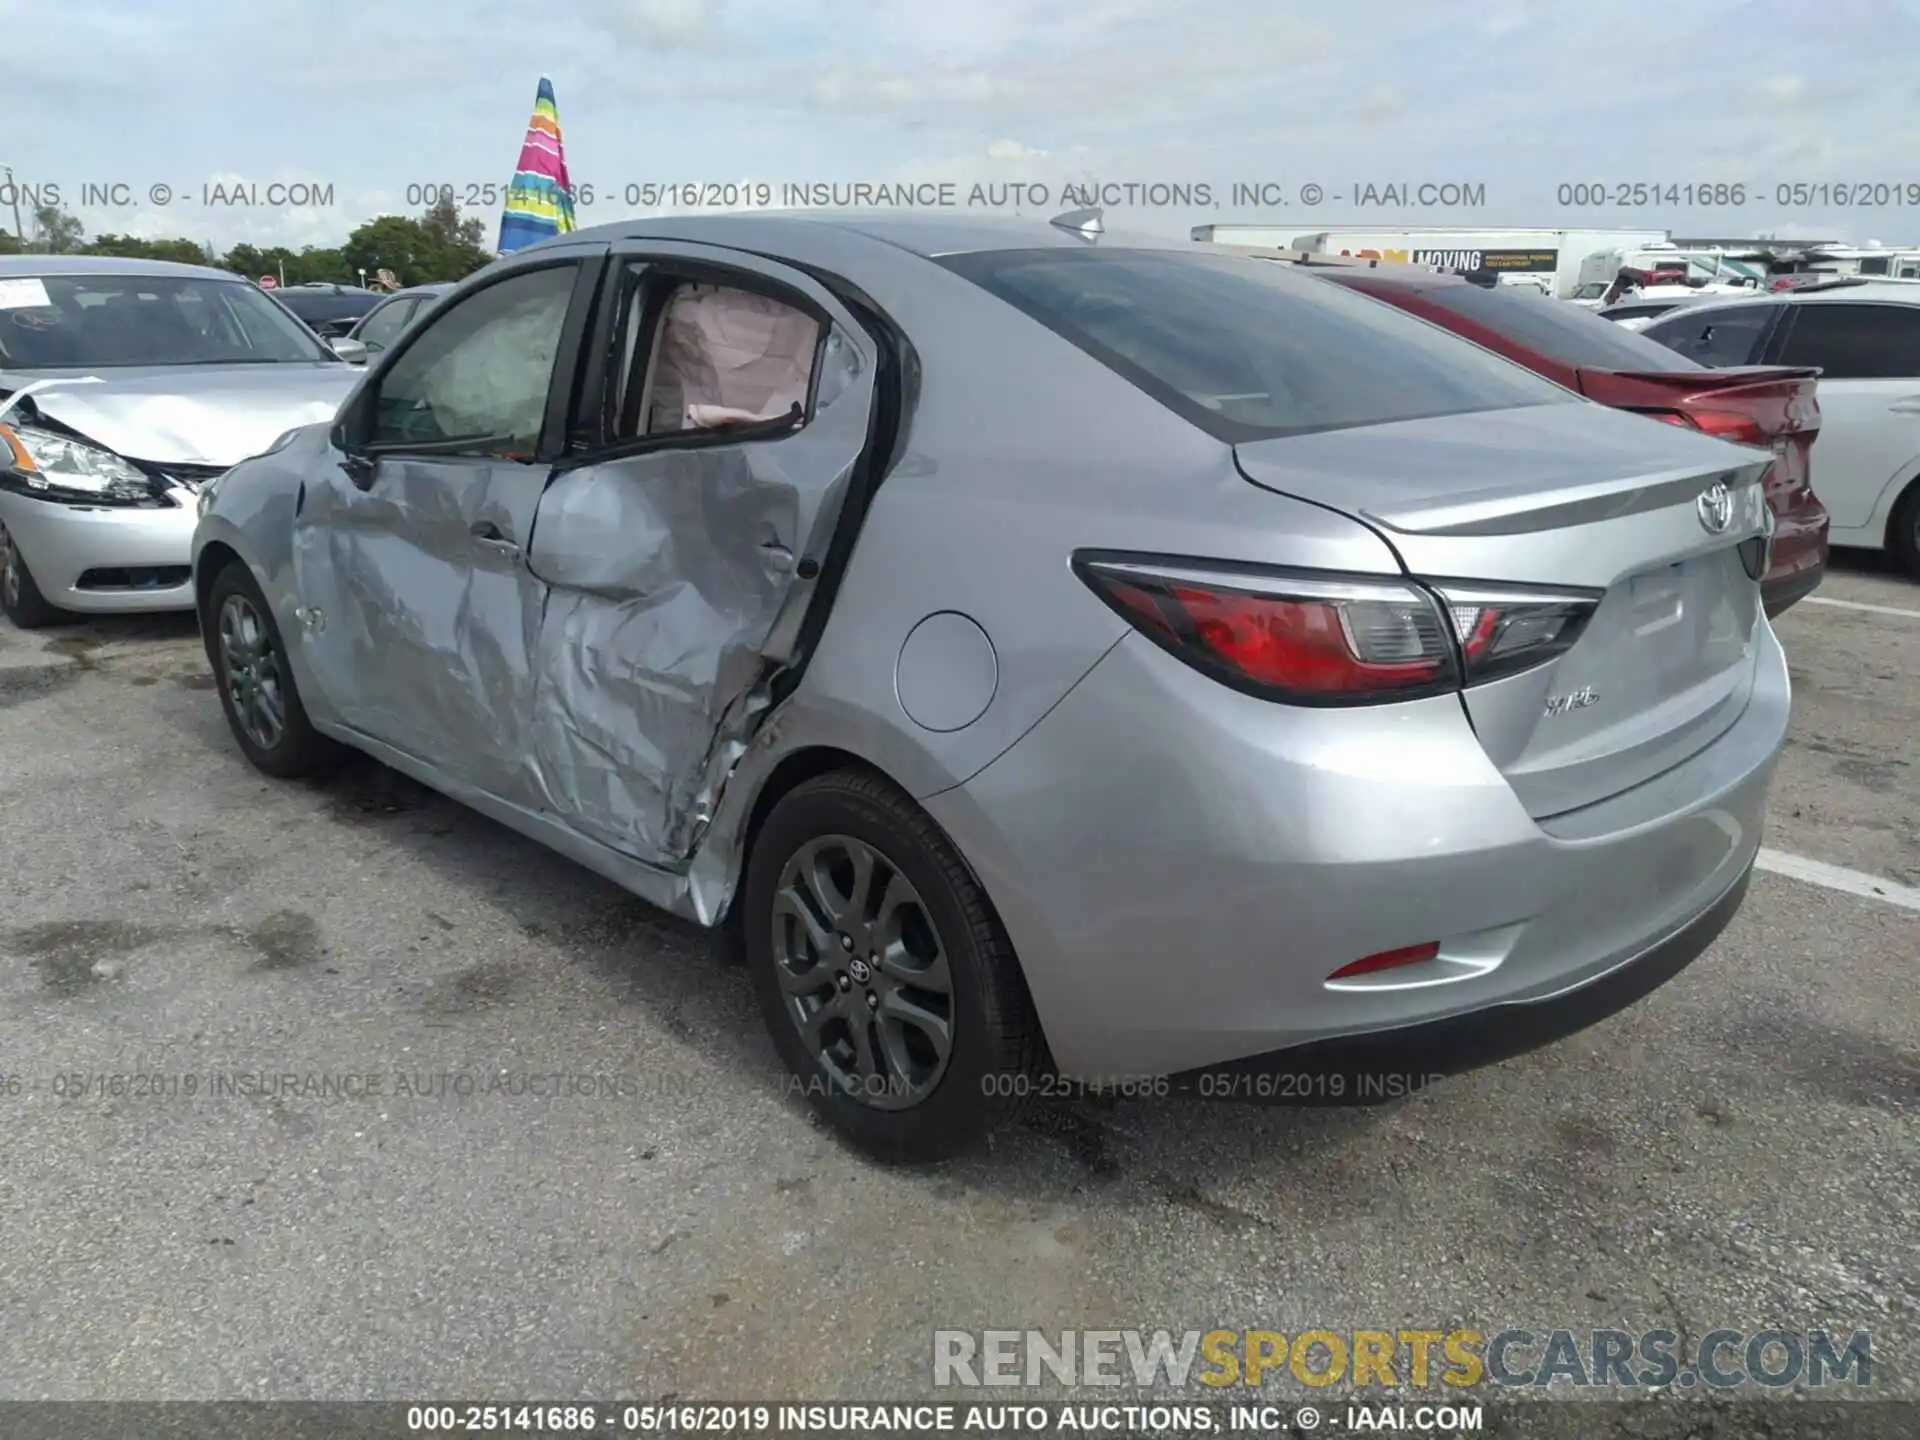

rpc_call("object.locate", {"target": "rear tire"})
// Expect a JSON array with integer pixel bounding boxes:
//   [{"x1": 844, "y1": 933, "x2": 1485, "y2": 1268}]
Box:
[
  {"x1": 205, "y1": 561, "x2": 342, "y2": 778},
  {"x1": 741, "y1": 769, "x2": 1045, "y2": 1163},
  {"x1": 0, "y1": 521, "x2": 68, "y2": 629},
  {"x1": 1891, "y1": 480, "x2": 1920, "y2": 582}
]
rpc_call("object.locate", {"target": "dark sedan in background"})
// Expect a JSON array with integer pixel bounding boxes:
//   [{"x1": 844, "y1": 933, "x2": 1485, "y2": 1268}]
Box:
[{"x1": 268, "y1": 283, "x2": 386, "y2": 338}]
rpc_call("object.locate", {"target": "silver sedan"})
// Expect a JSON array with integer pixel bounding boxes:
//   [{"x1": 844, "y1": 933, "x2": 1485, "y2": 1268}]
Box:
[
  {"x1": 0, "y1": 256, "x2": 360, "y2": 627},
  {"x1": 192, "y1": 212, "x2": 1789, "y2": 1160},
  {"x1": 337, "y1": 282, "x2": 455, "y2": 364}
]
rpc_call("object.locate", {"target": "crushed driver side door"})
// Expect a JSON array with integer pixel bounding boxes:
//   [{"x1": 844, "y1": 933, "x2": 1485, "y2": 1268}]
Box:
[{"x1": 522, "y1": 242, "x2": 880, "y2": 868}]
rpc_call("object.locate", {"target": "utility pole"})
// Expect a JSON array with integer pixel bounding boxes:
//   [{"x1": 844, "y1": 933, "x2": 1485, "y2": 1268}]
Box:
[{"x1": 0, "y1": 164, "x2": 23, "y2": 246}]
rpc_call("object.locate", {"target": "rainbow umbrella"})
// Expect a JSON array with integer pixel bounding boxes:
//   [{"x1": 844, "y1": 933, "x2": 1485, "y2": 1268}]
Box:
[{"x1": 498, "y1": 76, "x2": 577, "y2": 254}]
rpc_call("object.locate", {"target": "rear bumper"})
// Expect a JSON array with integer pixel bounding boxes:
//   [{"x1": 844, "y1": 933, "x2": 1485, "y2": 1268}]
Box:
[
  {"x1": 926, "y1": 622, "x2": 1788, "y2": 1080},
  {"x1": 1761, "y1": 490, "x2": 1829, "y2": 617},
  {"x1": 1172, "y1": 860, "x2": 1751, "y2": 1101},
  {"x1": 0, "y1": 488, "x2": 197, "y2": 613}
]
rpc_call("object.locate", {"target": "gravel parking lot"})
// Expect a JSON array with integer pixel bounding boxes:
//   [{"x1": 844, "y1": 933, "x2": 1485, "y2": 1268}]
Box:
[{"x1": 0, "y1": 557, "x2": 1914, "y2": 1407}]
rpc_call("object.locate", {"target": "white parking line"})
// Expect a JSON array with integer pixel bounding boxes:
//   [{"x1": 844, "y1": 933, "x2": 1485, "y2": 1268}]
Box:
[
  {"x1": 1755, "y1": 848, "x2": 1920, "y2": 911},
  {"x1": 1799, "y1": 596, "x2": 1920, "y2": 619}
]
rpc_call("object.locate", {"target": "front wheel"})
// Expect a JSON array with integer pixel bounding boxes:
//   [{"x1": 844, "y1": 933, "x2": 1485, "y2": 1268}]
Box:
[
  {"x1": 741, "y1": 770, "x2": 1045, "y2": 1162},
  {"x1": 0, "y1": 520, "x2": 67, "y2": 629},
  {"x1": 205, "y1": 561, "x2": 341, "y2": 778}
]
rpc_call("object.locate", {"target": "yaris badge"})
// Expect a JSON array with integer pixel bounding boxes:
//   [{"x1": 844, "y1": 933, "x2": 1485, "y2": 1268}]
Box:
[
  {"x1": 1696, "y1": 481, "x2": 1735, "y2": 535},
  {"x1": 1544, "y1": 685, "x2": 1599, "y2": 717}
]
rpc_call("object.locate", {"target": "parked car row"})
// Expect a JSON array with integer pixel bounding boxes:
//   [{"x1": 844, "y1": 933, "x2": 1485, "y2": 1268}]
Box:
[
  {"x1": 1633, "y1": 279, "x2": 1920, "y2": 575},
  {"x1": 0, "y1": 217, "x2": 1842, "y2": 1159},
  {"x1": 0, "y1": 259, "x2": 363, "y2": 626},
  {"x1": 1295, "y1": 268, "x2": 1829, "y2": 613}
]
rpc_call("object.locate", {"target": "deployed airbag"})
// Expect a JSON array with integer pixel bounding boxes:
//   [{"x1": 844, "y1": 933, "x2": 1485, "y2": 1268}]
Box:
[{"x1": 649, "y1": 285, "x2": 821, "y2": 433}]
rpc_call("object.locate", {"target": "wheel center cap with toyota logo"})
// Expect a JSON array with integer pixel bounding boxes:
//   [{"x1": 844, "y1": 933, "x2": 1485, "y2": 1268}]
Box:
[
  {"x1": 1696, "y1": 481, "x2": 1735, "y2": 535},
  {"x1": 847, "y1": 957, "x2": 872, "y2": 983}
]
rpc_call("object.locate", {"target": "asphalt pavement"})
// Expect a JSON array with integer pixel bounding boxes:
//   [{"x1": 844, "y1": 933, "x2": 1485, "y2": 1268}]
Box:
[{"x1": 0, "y1": 554, "x2": 1913, "y2": 1408}]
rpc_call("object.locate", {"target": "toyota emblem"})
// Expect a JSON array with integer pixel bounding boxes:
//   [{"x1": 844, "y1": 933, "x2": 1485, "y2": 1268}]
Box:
[
  {"x1": 1696, "y1": 481, "x2": 1735, "y2": 535},
  {"x1": 848, "y1": 957, "x2": 872, "y2": 983}
]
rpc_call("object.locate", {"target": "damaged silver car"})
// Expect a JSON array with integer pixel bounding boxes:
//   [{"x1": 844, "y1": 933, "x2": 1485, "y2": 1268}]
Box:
[
  {"x1": 0, "y1": 257, "x2": 361, "y2": 628},
  {"x1": 193, "y1": 213, "x2": 1787, "y2": 1160}
]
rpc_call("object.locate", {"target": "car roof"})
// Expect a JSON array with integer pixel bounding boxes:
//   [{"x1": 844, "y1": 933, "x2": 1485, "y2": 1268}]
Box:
[
  {"x1": 1784, "y1": 279, "x2": 1920, "y2": 304},
  {"x1": 535, "y1": 209, "x2": 1202, "y2": 259},
  {"x1": 0, "y1": 254, "x2": 241, "y2": 281},
  {"x1": 1600, "y1": 293, "x2": 1726, "y2": 314},
  {"x1": 275, "y1": 287, "x2": 376, "y2": 304},
  {"x1": 1640, "y1": 277, "x2": 1920, "y2": 324},
  {"x1": 356, "y1": 285, "x2": 448, "y2": 305}
]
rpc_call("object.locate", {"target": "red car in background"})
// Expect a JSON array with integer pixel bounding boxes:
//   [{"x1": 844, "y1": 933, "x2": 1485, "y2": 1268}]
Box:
[{"x1": 1310, "y1": 270, "x2": 1828, "y2": 617}]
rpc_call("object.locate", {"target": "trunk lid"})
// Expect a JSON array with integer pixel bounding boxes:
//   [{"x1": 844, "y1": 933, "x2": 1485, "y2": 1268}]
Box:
[
  {"x1": 1577, "y1": 365, "x2": 1822, "y2": 517},
  {"x1": 1234, "y1": 400, "x2": 1774, "y2": 818}
]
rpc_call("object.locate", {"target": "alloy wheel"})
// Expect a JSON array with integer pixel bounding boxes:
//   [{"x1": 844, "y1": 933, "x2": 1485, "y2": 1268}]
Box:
[
  {"x1": 770, "y1": 834, "x2": 956, "y2": 1110},
  {"x1": 217, "y1": 593, "x2": 287, "y2": 751},
  {"x1": 0, "y1": 525, "x2": 19, "y2": 611}
]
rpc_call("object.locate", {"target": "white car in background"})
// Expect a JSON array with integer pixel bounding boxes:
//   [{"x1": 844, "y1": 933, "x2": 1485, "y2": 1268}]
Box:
[
  {"x1": 1599, "y1": 292, "x2": 1749, "y2": 331},
  {"x1": 1640, "y1": 278, "x2": 1920, "y2": 576}
]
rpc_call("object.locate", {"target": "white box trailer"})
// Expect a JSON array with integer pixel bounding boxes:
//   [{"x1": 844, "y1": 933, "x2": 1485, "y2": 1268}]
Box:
[{"x1": 1192, "y1": 225, "x2": 1671, "y2": 298}]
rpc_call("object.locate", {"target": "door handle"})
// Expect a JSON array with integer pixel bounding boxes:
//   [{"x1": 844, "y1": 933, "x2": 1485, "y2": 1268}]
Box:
[
  {"x1": 469, "y1": 520, "x2": 521, "y2": 557},
  {"x1": 1889, "y1": 397, "x2": 1920, "y2": 413},
  {"x1": 340, "y1": 452, "x2": 376, "y2": 491}
]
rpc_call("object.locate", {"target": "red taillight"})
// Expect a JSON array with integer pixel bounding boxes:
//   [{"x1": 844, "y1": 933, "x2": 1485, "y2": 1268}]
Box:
[
  {"x1": 1095, "y1": 571, "x2": 1453, "y2": 701},
  {"x1": 1685, "y1": 409, "x2": 1771, "y2": 445},
  {"x1": 1641, "y1": 385, "x2": 1820, "y2": 448},
  {"x1": 1076, "y1": 556, "x2": 1602, "y2": 704},
  {"x1": 1327, "y1": 942, "x2": 1441, "y2": 981},
  {"x1": 1079, "y1": 559, "x2": 1459, "y2": 705}
]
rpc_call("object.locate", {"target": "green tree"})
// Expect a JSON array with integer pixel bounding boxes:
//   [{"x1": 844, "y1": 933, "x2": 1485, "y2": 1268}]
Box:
[
  {"x1": 0, "y1": 229, "x2": 23, "y2": 255},
  {"x1": 219, "y1": 243, "x2": 353, "y2": 286},
  {"x1": 30, "y1": 204, "x2": 83, "y2": 253},
  {"x1": 342, "y1": 202, "x2": 492, "y2": 286},
  {"x1": 422, "y1": 195, "x2": 486, "y2": 251},
  {"x1": 84, "y1": 234, "x2": 217, "y2": 265},
  {"x1": 284, "y1": 247, "x2": 351, "y2": 285}
]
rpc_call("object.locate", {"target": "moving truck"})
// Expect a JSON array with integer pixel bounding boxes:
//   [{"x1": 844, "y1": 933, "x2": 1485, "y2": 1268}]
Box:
[{"x1": 1191, "y1": 225, "x2": 1670, "y2": 298}]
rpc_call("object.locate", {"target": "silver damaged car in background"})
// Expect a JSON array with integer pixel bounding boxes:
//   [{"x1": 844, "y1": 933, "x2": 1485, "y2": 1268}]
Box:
[
  {"x1": 192, "y1": 213, "x2": 1790, "y2": 1161},
  {"x1": 0, "y1": 257, "x2": 361, "y2": 628}
]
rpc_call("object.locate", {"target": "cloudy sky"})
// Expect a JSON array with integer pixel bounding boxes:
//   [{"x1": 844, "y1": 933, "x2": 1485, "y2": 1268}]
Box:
[{"x1": 5, "y1": 0, "x2": 1919, "y2": 253}]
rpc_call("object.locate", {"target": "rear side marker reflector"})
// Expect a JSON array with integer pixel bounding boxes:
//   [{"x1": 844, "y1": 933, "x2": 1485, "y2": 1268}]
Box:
[
  {"x1": 1327, "y1": 942, "x2": 1441, "y2": 980},
  {"x1": 1076, "y1": 553, "x2": 1601, "y2": 705}
]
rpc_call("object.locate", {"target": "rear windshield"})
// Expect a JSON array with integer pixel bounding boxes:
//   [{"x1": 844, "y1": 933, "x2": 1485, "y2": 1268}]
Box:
[
  {"x1": 940, "y1": 248, "x2": 1575, "y2": 442},
  {"x1": 1414, "y1": 282, "x2": 1702, "y2": 372}
]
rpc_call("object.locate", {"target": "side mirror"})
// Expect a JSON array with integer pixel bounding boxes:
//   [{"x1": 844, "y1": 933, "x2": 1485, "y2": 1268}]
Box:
[{"x1": 328, "y1": 337, "x2": 369, "y2": 365}]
